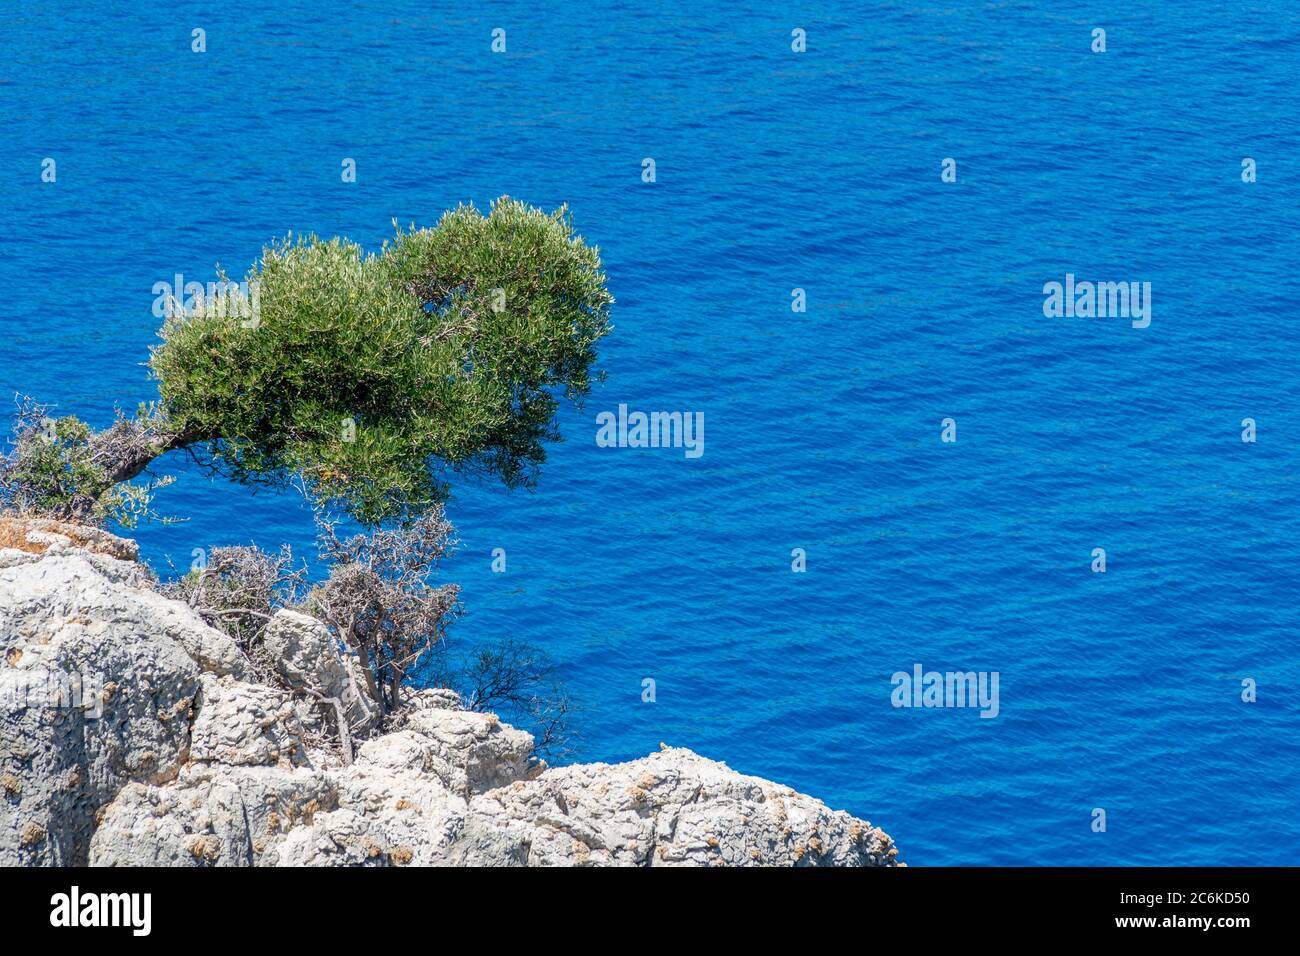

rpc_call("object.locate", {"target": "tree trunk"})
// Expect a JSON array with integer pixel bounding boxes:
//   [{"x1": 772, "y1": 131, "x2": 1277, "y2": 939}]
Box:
[
  {"x1": 356, "y1": 645, "x2": 383, "y2": 714},
  {"x1": 91, "y1": 420, "x2": 210, "y2": 486},
  {"x1": 390, "y1": 667, "x2": 404, "y2": 710},
  {"x1": 331, "y1": 696, "x2": 354, "y2": 766},
  {"x1": 303, "y1": 689, "x2": 353, "y2": 765}
]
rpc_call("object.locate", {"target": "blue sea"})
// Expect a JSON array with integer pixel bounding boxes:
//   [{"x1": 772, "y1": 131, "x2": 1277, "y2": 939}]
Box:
[{"x1": 3, "y1": 1, "x2": 1298, "y2": 865}]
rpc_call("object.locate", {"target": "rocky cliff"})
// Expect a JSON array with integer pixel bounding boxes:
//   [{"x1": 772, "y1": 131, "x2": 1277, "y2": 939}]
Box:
[{"x1": 0, "y1": 518, "x2": 900, "y2": 867}]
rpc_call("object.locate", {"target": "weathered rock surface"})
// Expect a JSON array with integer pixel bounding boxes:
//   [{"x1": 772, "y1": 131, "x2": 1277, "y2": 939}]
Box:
[
  {"x1": 453, "y1": 747, "x2": 898, "y2": 866},
  {"x1": 91, "y1": 763, "x2": 336, "y2": 867},
  {"x1": 190, "y1": 675, "x2": 307, "y2": 768},
  {"x1": 261, "y1": 609, "x2": 380, "y2": 734},
  {"x1": 3, "y1": 519, "x2": 901, "y2": 867},
  {"x1": 360, "y1": 708, "x2": 535, "y2": 799},
  {"x1": 0, "y1": 523, "x2": 251, "y2": 864}
]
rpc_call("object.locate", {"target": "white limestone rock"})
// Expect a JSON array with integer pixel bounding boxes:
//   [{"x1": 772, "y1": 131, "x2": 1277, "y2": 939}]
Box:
[
  {"x1": 358, "y1": 708, "x2": 533, "y2": 798},
  {"x1": 275, "y1": 766, "x2": 466, "y2": 867},
  {"x1": 406, "y1": 687, "x2": 462, "y2": 711},
  {"x1": 260, "y1": 609, "x2": 380, "y2": 734},
  {"x1": 0, "y1": 527, "x2": 212, "y2": 865},
  {"x1": 89, "y1": 774, "x2": 255, "y2": 867},
  {"x1": 454, "y1": 746, "x2": 899, "y2": 867},
  {"x1": 89, "y1": 763, "x2": 336, "y2": 867},
  {"x1": 190, "y1": 675, "x2": 307, "y2": 768},
  {"x1": 0, "y1": 549, "x2": 246, "y2": 679},
  {"x1": 4, "y1": 519, "x2": 902, "y2": 868}
]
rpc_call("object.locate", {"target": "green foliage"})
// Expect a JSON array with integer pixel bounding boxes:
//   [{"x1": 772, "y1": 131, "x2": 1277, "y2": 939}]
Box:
[
  {"x1": 151, "y1": 197, "x2": 613, "y2": 524},
  {"x1": 0, "y1": 402, "x2": 175, "y2": 529},
  {"x1": 7, "y1": 415, "x2": 103, "y2": 513}
]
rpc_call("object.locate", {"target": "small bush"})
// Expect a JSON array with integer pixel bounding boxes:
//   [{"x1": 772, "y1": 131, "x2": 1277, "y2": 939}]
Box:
[
  {"x1": 163, "y1": 545, "x2": 305, "y2": 647},
  {"x1": 0, "y1": 397, "x2": 175, "y2": 529},
  {"x1": 306, "y1": 509, "x2": 461, "y2": 714}
]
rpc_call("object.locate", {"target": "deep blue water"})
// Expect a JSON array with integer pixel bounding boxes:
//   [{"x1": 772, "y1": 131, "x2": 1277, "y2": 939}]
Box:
[{"x1": 3, "y1": 2, "x2": 1299, "y2": 865}]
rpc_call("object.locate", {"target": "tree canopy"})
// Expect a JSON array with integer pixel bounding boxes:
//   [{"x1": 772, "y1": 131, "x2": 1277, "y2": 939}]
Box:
[{"x1": 4, "y1": 198, "x2": 613, "y2": 526}]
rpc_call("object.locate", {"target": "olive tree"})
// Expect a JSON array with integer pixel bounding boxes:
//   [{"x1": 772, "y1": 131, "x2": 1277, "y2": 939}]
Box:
[{"x1": 4, "y1": 197, "x2": 613, "y2": 526}]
